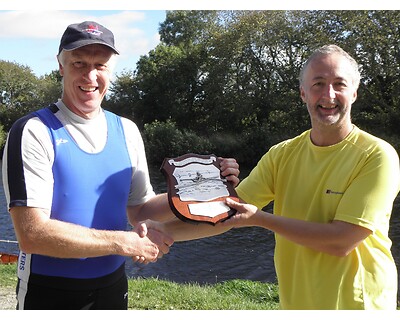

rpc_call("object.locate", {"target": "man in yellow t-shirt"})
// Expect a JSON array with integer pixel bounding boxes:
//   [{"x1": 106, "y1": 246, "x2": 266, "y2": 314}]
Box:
[{"x1": 224, "y1": 44, "x2": 400, "y2": 309}]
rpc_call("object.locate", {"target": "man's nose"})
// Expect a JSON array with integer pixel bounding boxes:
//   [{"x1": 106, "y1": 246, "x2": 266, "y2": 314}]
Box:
[
  {"x1": 324, "y1": 84, "x2": 336, "y2": 99},
  {"x1": 83, "y1": 67, "x2": 98, "y2": 82}
]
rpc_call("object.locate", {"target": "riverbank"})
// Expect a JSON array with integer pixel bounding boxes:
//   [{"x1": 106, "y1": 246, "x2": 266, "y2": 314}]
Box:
[{"x1": 0, "y1": 264, "x2": 279, "y2": 310}]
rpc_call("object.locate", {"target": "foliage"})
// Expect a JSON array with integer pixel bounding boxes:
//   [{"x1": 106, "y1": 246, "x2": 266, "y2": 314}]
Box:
[
  {"x1": 143, "y1": 120, "x2": 213, "y2": 164},
  {"x1": 0, "y1": 62, "x2": 61, "y2": 151},
  {"x1": 1, "y1": 11, "x2": 400, "y2": 164},
  {"x1": 0, "y1": 61, "x2": 40, "y2": 132},
  {"x1": 0, "y1": 124, "x2": 7, "y2": 150},
  {"x1": 105, "y1": 69, "x2": 138, "y2": 119},
  {"x1": 0, "y1": 61, "x2": 62, "y2": 132},
  {"x1": 37, "y1": 70, "x2": 63, "y2": 108}
]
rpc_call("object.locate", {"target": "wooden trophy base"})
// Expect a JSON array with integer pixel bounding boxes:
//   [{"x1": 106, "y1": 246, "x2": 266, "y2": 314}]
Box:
[{"x1": 160, "y1": 153, "x2": 238, "y2": 225}]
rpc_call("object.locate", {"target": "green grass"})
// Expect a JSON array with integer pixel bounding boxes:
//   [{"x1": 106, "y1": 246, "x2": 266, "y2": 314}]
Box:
[
  {"x1": 0, "y1": 264, "x2": 17, "y2": 287},
  {"x1": 128, "y1": 277, "x2": 279, "y2": 310},
  {"x1": 0, "y1": 264, "x2": 279, "y2": 310}
]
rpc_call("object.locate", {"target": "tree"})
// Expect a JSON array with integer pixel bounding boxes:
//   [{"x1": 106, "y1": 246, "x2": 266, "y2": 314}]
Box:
[
  {"x1": 107, "y1": 10, "x2": 400, "y2": 165},
  {"x1": 342, "y1": 11, "x2": 400, "y2": 136},
  {"x1": 37, "y1": 70, "x2": 63, "y2": 107},
  {"x1": 159, "y1": 10, "x2": 221, "y2": 48},
  {"x1": 0, "y1": 60, "x2": 42, "y2": 131},
  {"x1": 106, "y1": 70, "x2": 139, "y2": 120},
  {"x1": 0, "y1": 61, "x2": 62, "y2": 142}
]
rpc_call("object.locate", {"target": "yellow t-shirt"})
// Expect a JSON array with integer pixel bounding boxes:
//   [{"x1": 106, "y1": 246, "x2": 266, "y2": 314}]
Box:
[{"x1": 236, "y1": 126, "x2": 400, "y2": 309}]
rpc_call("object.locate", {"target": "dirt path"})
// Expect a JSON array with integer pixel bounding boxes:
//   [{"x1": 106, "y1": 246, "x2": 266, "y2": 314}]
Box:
[{"x1": 0, "y1": 287, "x2": 16, "y2": 310}]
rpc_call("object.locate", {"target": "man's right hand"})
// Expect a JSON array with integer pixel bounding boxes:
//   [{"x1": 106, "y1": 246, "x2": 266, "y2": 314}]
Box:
[{"x1": 132, "y1": 221, "x2": 174, "y2": 264}]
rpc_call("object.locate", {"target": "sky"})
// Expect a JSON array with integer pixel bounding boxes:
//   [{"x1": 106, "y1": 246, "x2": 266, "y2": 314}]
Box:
[
  {"x1": 0, "y1": 10, "x2": 167, "y2": 77},
  {"x1": 0, "y1": 1, "x2": 398, "y2": 78}
]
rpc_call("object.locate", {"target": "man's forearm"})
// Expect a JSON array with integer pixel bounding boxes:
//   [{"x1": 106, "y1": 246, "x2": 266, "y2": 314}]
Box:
[
  {"x1": 128, "y1": 193, "x2": 175, "y2": 225},
  {"x1": 10, "y1": 206, "x2": 161, "y2": 260},
  {"x1": 149, "y1": 217, "x2": 232, "y2": 242}
]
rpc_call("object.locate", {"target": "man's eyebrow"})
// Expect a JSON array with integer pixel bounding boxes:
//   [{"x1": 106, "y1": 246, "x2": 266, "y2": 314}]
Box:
[
  {"x1": 70, "y1": 52, "x2": 83, "y2": 59},
  {"x1": 311, "y1": 76, "x2": 348, "y2": 82}
]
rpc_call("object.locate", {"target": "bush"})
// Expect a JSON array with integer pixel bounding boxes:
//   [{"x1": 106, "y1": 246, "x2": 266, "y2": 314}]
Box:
[
  {"x1": 0, "y1": 124, "x2": 7, "y2": 153},
  {"x1": 143, "y1": 120, "x2": 213, "y2": 164},
  {"x1": 230, "y1": 123, "x2": 277, "y2": 168},
  {"x1": 142, "y1": 119, "x2": 296, "y2": 168}
]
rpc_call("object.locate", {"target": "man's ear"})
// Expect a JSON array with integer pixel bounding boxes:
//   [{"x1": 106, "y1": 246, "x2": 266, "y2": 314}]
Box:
[
  {"x1": 352, "y1": 90, "x2": 358, "y2": 104},
  {"x1": 58, "y1": 62, "x2": 64, "y2": 77},
  {"x1": 300, "y1": 86, "x2": 306, "y2": 103},
  {"x1": 57, "y1": 55, "x2": 64, "y2": 77}
]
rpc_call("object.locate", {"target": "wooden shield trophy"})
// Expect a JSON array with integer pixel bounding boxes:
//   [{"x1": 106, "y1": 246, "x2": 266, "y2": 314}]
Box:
[{"x1": 160, "y1": 153, "x2": 239, "y2": 225}]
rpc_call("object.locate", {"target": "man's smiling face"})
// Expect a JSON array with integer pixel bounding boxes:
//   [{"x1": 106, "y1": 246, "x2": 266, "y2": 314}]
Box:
[
  {"x1": 300, "y1": 52, "x2": 358, "y2": 130},
  {"x1": 58, "y1": 44, "x2": 114, "y2": 119}
]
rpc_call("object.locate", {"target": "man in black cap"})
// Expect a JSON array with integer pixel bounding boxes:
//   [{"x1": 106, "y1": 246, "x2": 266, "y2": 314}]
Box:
[{"x1": 2, "y1": 21, "x2": 240, "y2": 310}]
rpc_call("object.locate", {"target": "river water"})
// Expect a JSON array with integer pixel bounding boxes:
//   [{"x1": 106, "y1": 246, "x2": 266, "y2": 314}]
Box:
[{"x1": 1, "y1": 163, "x2": 399, "y2": 297}]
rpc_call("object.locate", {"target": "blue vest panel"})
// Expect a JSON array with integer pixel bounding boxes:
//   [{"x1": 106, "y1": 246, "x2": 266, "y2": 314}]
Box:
[{"x1": 31, "y1": 106, "x2": 132, "y2": 279}]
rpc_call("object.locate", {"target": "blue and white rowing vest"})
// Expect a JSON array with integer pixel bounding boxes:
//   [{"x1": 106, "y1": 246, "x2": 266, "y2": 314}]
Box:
[{"x1": 31, "y1": 105, "x2": 132, "y2": 279}]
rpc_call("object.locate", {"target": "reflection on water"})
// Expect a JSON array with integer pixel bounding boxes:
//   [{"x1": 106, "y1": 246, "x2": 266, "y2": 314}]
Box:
[
  {"x1": 1, "y1": 164, "x2": 400, "y2": 298},
  {"x1": 127, "y1": 226, "x2": 277, "y2": 285}
]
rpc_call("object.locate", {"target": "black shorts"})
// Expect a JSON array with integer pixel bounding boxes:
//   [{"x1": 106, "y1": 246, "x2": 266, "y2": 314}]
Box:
[{"x1": 17, "y1": 264, "x2": 128, "y2": 310}]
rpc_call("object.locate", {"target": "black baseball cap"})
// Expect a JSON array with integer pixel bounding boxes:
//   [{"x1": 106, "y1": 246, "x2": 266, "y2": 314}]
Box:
[{"x1": 58, "y1": 21, "x2": 119, "y2": 55}]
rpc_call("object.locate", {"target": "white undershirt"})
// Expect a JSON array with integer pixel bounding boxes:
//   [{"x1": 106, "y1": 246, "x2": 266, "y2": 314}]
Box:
[{"x1": 56, "y1": 100, "x2": 108, "y2": 153}]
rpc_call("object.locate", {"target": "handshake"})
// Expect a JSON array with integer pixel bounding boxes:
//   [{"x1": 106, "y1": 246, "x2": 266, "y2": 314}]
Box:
[{"x1": 130, "y1": 220, "x2": 173, "y2": 265}]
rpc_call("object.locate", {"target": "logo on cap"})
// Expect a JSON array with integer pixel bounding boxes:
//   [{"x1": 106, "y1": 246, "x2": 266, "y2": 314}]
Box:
[{"x1": 84, "y1": 24, "x2": 103, "y2": 36}]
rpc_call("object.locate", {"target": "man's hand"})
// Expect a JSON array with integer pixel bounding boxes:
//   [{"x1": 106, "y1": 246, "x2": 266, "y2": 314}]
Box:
[
  {"x1": 222, "y1": 198, "x2": 260, "y2": 228},
  {"x1": 219, "y1": 157, "x2": 240, "y2": 187},
  {"x1": 132, "y1": 221, "x2": 174, "y2": 264}
]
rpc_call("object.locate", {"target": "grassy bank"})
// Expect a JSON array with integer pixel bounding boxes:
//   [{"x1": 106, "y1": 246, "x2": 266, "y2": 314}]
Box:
[{"x1": 0, "y1": 264, "x2": 279, "y2": 310}]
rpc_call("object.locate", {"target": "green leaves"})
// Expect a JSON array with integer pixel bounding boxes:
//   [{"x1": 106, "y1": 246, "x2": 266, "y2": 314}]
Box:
[{"x1": 2, "y1": 10, "x2": 400, "y2": 162}]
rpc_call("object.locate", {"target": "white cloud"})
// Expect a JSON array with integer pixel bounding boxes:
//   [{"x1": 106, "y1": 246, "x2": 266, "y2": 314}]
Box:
[
  {"x1": 98, "y1": 11, "x2": 161, "y2": 57},
  {"x1": 0, "y1": 11, "x2": 86, "y2": 38},
  {"x1": 0, "y1": 10, "x2": 161, "y2": 69}
]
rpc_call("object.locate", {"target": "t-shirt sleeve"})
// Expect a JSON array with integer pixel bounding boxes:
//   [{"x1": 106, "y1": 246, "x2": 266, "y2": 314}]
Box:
[
  {"x1": 120, "y1": 118, "x2": 156, "y2": 206},
  {"x1": 335, "y1": 141, "x2": 400, "y2": 231},
  {"x1": 236, "y1": 149, "x2": 275, "y2": 209},
  {"x1": 2, "y1": 116, "x2": 54, "y2": 211}
]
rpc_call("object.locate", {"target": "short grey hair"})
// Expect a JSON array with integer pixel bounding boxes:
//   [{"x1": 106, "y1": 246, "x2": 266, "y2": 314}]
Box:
[{"x1": 299, "y1": 44, "x2": 361, "y2": 89}]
